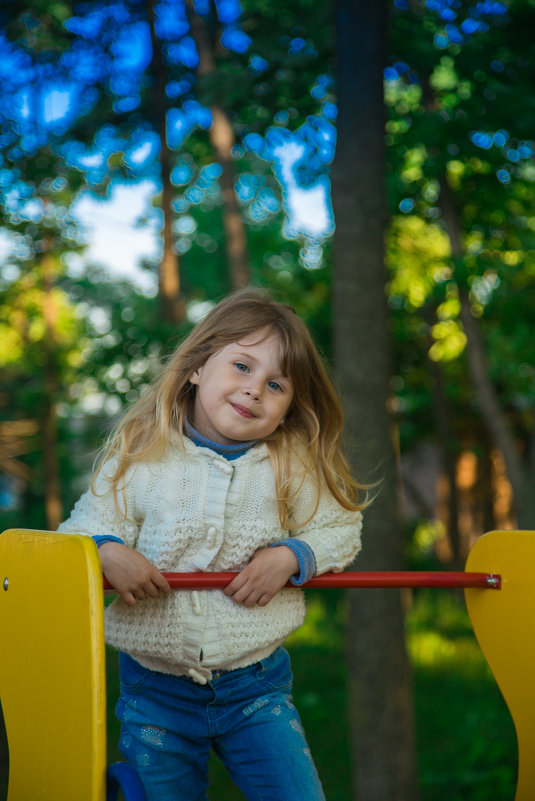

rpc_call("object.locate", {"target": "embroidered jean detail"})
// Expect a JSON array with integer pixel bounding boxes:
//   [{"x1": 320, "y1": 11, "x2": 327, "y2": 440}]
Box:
[
  {"x1": 242, "y1": 696, "x2": 270, "y2": 717},
  {"x1": 121, "y1": 733, "x2": 133, "y2": 750},
  {"x1": 119, "y1": 701, "x2": 139, "y2": 723},
  {"x1": 139, "y1": 725, "x2": 167, "y2": 748},
  {"x1": 136, "y1": 752, "x2": 152, "y2": 769},
  {"x1": 119, "y1": 723, "x2": 166, "y2": 772}
]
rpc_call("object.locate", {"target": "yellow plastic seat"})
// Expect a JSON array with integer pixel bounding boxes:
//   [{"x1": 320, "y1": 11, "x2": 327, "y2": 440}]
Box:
[
  {"x1": 465, "y1": 530, "x2": 535, "y2": 801},
  {"x1": 0, "y1": 528, "x2": 107, "y2": 801}
]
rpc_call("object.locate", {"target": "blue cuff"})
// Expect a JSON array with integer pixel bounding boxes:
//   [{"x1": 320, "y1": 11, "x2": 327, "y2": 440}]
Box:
[
  {"x1": 93, "y1": 535, "x2": 125, "y2": 548},
  {"x1": 271, "y1": 539, "x2": 317, "y2": 586}
]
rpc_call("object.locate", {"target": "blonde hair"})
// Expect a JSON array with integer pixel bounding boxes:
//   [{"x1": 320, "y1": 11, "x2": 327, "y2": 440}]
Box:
[{"x1": 94, "y1": 288, "x2": 366, "y2": 527}]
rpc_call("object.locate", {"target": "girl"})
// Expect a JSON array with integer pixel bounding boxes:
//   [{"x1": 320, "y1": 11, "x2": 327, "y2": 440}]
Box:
[{"x1": 58, "y1": 288, "x2": 365, "y2": 801}]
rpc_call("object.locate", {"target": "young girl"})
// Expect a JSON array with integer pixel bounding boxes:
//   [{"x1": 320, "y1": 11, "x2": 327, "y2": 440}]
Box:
[{"x1": 58, "y1": 288, "x2": 365, "y2": 801}]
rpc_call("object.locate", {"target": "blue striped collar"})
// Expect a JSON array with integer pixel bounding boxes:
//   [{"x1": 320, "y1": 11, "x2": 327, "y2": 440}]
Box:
[{"x1": 184, "y1": 420, "x2": 257, "y2": 461}]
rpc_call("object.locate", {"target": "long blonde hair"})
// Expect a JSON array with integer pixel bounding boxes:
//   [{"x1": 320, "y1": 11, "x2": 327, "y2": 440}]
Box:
[{"x1": 94, "y1": 288, "x2": 366, "y2": 527}]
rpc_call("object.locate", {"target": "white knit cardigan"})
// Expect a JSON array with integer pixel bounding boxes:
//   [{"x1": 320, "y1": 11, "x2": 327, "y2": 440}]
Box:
[{"x1": 58, "y1": 436, "x2": 362, "y2": 683}]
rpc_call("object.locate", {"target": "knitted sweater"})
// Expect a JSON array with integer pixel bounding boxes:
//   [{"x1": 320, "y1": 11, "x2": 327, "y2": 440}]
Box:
[{"x1": 58, "y1": 434, "x2": 362, "y2": 683}]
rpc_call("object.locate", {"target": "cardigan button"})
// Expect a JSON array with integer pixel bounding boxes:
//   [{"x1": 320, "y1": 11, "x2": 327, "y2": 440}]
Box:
[{"x1": 188, "y1": 668, "x2": 208, "y2": 685}]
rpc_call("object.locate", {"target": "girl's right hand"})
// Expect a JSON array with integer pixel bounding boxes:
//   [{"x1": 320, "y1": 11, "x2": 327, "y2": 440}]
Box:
[{"x1": 98, "y1": 542, "x2": 171, "y2": 606}]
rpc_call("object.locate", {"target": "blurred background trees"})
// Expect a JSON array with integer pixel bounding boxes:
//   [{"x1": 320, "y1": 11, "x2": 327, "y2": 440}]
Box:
[{"x1": 1, "y1": 0, "x2": 534, "y2": 799}]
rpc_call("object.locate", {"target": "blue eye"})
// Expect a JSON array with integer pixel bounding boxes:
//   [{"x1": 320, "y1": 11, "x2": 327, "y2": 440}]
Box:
[
  {"x1": 268, "y1": 380, "x2": 282, "y2": 392},
  {"x1": 235, "y1": 362, "x2": 249, "y2": 373}
]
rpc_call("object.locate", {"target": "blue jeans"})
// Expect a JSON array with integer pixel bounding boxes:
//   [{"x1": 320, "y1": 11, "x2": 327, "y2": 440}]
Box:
[{"x1": 116, "y1": 648, "x2": 326, "y2": 801}]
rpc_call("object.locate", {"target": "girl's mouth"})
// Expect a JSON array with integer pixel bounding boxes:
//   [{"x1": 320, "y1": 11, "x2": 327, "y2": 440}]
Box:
[{"x1": 231, "y1": 403, "x2": 255, "y2": 418}]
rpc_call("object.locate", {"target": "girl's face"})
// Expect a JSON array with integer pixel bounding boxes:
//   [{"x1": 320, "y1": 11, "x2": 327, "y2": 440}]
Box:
[{"x1": 188, "y1": 328, "x2": 294, "y2": 445}]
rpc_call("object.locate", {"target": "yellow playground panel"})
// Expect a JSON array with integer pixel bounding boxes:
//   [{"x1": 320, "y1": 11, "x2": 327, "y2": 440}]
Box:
[
  {"x1": 0, "y1": 527, "x2": 534, "y2": 800},
  {"x1": 465, "y1": 530, "x2": 535, "y2": 801},
  {"x1": 0, "y1": 528, "x2": 146, "y2": 801},
  {"x1": 0, "y1": 529, "x2": 107, "y2": 801}
]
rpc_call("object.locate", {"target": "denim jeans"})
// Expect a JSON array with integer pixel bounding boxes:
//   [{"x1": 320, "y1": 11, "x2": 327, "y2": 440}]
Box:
[{"x1": 116, "y1": 648, "x2": 326, "y2": 801}]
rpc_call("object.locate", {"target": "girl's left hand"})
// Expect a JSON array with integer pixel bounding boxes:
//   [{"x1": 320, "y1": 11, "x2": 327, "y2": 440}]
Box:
[{"x1": 223, "y1": 546, "x2": 299, "y2": 607}]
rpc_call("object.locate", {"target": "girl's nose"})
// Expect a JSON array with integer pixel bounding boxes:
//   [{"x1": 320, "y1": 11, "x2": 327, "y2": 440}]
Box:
[{"x1": 244, "y1": 382, "x2": 261, "y2": 401}]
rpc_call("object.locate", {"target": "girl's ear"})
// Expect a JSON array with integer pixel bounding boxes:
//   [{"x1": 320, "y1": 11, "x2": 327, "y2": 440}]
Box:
[{"x1": 189, "y1": 368, "x2": 201, "y2": 386}]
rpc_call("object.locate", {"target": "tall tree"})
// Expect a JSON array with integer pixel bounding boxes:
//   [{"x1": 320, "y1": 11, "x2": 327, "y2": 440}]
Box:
[
  {"x1": 0, "y1": 12, "x2": 88, "y2": 530},
  {"x1": 0, "y1": 225, "x2": 86, "y2": 531},
  {"x1": 388, "y1": 0, "x2": 535, "y2": 528},
  {"x1": 147, "y1": 0, "x2": 186, "y2": 322},
  {"x1": 187, "y1": 0, "x2": 251, "y2": 289},
  {"x1": 331, "y1": 2, "x2": 419, "y2": 800}
]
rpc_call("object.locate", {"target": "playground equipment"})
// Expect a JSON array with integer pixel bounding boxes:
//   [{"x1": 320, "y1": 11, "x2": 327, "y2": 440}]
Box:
[
  {"x1": 464, "y1": 530, "x2": 535, "y2": 801},
  {"x1": 0, "y1": 527, "x2": 532, "y2": 800},
  {"x1": 0, "y1": 529, "x2": 146, "y2": 801}
]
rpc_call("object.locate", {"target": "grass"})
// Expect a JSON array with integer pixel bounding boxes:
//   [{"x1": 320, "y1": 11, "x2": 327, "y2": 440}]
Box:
[
  {"x1": 103, "y1": 588, "x2": 517, "y2": 801},
  {"x1": 408, "y1": 591, "x2": 517, "y2": 800},
  {"x1": 0, "y1": 589, "x2": 517, "y2": 801}
]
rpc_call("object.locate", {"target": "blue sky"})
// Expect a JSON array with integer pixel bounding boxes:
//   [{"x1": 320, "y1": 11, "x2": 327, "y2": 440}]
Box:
[
  {"x1": 73, "y1": 181, "x2": 160, "y2": 292},
  {"x1": 73, "y1": 149, "x2": 333, "y2": 289}
]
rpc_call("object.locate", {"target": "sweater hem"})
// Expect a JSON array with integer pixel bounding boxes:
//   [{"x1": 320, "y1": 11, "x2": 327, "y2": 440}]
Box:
[{"x1": 115, "y1": 639, "x2": 286, "y2": 683}]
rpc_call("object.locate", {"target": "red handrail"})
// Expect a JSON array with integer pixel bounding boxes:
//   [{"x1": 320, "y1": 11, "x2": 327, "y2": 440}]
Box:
[{"x1": 103, "y1": 571, "x2": 501, "y2": 591}]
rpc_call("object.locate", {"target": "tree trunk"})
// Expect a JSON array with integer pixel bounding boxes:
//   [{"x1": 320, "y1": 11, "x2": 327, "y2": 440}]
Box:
[
  {"x1": 187, "y1": 2, "x2": 251, "y2": 289},
  {"x1": 439, "y1": 179, "x2": 534, "y2": 527},
  {"x1": 426, "y1": 312, "x2": 462, "y2": 565},
  {"x1": 148, "y1": 0, "x2": 186, "y2": 323},
  {"x1": 42, "y1": 252, "x2": 63, "y2": 530},
  {"x1": 331, "y1": 2, "x2": 419, "y2": 799}
]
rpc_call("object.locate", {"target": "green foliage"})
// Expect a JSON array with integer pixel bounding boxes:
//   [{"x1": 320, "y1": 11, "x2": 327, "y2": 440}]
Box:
[
  {"x1": 383, "y1": 1, "x2": 535, "y2": 509},
  {"x1": 204, "y1": 0, "x2": 334, "y2": 129},
  {"x1": 387, "y1": 0, "x2": 535, "y2": 363},
  {"x1": 409, "y1": 591, "x2": 517, "y2": 801},
  {"x1": 0, "y1": 138, "x2": 91, "y2": 528}
]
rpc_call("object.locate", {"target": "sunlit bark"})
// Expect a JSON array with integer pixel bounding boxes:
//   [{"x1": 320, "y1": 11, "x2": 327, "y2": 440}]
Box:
[
  {"x1": 426, "y1": 312, "x2": 462, "y2": 565},
  {"x1": 42, "y1": 251, "x2": 63, "y2": 530},
  {"x1": 148, "y1": 0, "x2": 186, "y2": 323},
  {"x1": 0, "y1": 420, "x2": 38, "y2": 479},
  {"x1": 187, "y1": 1, "x2": 251, "y2": 290}
]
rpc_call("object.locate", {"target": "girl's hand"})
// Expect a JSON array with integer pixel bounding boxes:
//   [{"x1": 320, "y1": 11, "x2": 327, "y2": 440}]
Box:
[
  {"x1": 223, "y1": 546, "x2": 299, "y2": 608},
  {"x1": 99, "y1": 542, "x2": 170, "y2": 606}
]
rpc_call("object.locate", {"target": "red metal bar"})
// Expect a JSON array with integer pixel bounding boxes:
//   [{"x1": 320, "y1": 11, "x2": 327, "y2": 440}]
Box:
[{"x1": 103, "y1": 571, "x2": 501, "y2": 591}]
